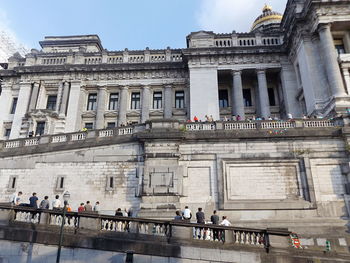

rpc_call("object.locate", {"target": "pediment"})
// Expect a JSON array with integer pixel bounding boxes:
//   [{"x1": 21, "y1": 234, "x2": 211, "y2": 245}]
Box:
[{"x1": 188, "y1": 31, "x2": 215, "y2": 39}]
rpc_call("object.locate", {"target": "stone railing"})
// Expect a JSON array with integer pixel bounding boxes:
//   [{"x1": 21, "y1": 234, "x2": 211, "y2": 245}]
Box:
[
  {"x1": 0, "y1": 119, "x2": 342, "y2": 151},
  {"x1": 188, "y1": 119, "x2": 339, "y2": 131},
  {"x1": 0, "y1": 204, "x2": 291, "y2": 251},
  {"x1": 2, "y1": 125, "x2": 137, "y2": 150}
]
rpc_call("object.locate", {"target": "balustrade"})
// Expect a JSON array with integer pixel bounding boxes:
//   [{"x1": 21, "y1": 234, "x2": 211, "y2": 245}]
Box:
[
  {"x1": 225, "y1": 122, "x2": 257, "y2": 130},
  {"x1": 51, "y1": 135, "x2": 68, "y2": 143},
  {"x1": 186, "y1": 123, "x2": 216, "y2": 131},
  {"x1": 71, "y1": 133, "x2": 87, "y2": 141},
  {"x1": 14, "y1": 210, "x2": 41, "y2": 224},
  {"x1": 5, "y1": 140, "x2": 21, "y2": 148},
  {"x1": 260, "y1": 121, "x2": 296, "y2": 129},
  {"x1": 303, "y1": 120, "x2": 334, "y2": 128},
  {"x1": 49, "y1": 213, "x2": 79, "y2": 228},
  {"x1": 118, "y1": 127, "x2": 133, "y2": 135},
  {"x1": 99, "y1": 129, "x2": 114, "y2": 138},
  {"x1": 24, "y1": 138, "x2": 39, "y2": 146}
]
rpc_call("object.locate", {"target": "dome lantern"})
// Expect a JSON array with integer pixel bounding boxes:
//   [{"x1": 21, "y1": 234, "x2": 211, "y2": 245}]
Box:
[{"x1": 251, "y1": 5, "x2": 283, "y2": 32}]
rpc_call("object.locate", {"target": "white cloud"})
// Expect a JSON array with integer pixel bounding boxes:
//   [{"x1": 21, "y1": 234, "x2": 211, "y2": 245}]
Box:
[{"x1": 196, "y1": 0, "x2": 288, "y2": 33}]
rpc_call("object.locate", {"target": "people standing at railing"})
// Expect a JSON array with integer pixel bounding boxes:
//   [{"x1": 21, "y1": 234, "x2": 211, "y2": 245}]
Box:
[
  {"x1": 39, "y1": 196, "x2": 50, "y2": 209},
  {"x1": 195, "y1": 207, "x2": 206, "y2": 239},
  {"x1": 93, "y1": 201, "x2": 100, "y2": 212},
  {"x1": 9, "y1": 191, "x2": 22, "y2": 206},
  {"x1": 29, "y1": 192, "x2": 38, "y2": 209},
  {"x1": 84, "y1": 201, "x2": 92, "y2": 211},
  {"x1": 174, "y1": 210, "x2": 183, "y2": 221},
  {"x1": 193, "y1": 116, "x2": 199, "y2": 122},
  {"x1": 210, "y1": 210, "x2": 220, "y2": 241},
  {"x1": 182, "y1": 206, "x2": 192, "y2": 222},
  {"x1": 52, "y1": 195, "x2": 61, "y2": 210},
  {"x1": 237, "y1": 115, "x2": 242, "y2": 121},
  {"x1": 78, "y1": 203, "x2": 85, "y2": 212},
  {"x1": 220, "y1": 216, "x2": 231, "y2": 226},
  {"x1": 115, "y1": 208, "x2": 124, "y2": 216},
  {"x1": 232, "y1": 115, "x2": 237, "y2": 121}
]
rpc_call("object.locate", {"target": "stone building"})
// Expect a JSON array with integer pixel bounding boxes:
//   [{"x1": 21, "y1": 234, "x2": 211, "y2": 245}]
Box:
[{"x1": 1, "y1": 0, "x2": 350, "y2": 247}]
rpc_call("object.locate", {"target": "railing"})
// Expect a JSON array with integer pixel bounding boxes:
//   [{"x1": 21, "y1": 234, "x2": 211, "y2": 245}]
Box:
[
  {"x1": 71, "y1": 133, "x2": 86, "y2": 141},
  {"x1": 0, "y1": 204, "x2": 291, "y2": 251},
  {"x1": 51, "y1": 135, "x2": 68, "y2": 143},
  {"x1": 186, "y1": 123, "x2": 216, "y2": 131},
  {"x1": 0, "y1": 119, "x2": 341, "y2": 151},
  {"x1": 24, "y1": 138, "x2": 39, "y2": 146}
]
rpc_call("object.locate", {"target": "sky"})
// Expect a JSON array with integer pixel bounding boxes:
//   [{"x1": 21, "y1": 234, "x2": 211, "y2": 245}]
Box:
[{"x1": 0, "y1": 0, "x2": 288, "y2": 52}]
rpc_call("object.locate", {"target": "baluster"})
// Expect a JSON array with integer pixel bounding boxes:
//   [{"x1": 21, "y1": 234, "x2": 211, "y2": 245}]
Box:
[
  {"x1": 240, "y1": 231, "x2": 245, "y2": 244},
  {"x1": 235, "y1": 231, "x2": 240, "y2": 243}
]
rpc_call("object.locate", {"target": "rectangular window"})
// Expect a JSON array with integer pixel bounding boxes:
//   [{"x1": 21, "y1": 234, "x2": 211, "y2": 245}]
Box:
[
  {"x1": 131, "y1": 92, "x2": 140, "y2": 109},
  {"x1": 10, "y1": 98, "x2": 18, "y2": 114},
  {"x1": 107, "y1": 122, "x2": 115, "y2": 128},
  {"x1": 106, "y1": 176, "x2": 115, "y2": 190},
  {"x1": 85, "y1": 122, "x2": 93, "y2": 130},
  {"x1": 11, "y1": 177, "x2": 16, "y2": 189},
  {"x1": 46, "y1": 95, "x2": 57, "y2": 110},
  {"x1": 268, "y1": 88, "x2": 276, "y2": 106},
  {"x1": 153, "y1": 92, "x2": 162, "y2": 109},
  {"x1": 219, "y1": 90, "x2": 229, "y2": 108},
  {"x1": 56, "y1": 176, "x2": 65, "y2": 190},
  {"x1": 4, "y1": 128, "x2": 11, "y2": 137},
  {"x1": 243, "y1": 89, "x2": 252, "y2": 107},
  {"x1": 109, "y1": 93, "x2": 119, "y2": 110},
  {"x1": 35, "y1": 122, "x2": 45, "y2": 136},
  {"x1": 334, "y1": 39, "x2": 345, "y2": 55},
  {"x1": 175, "y1": 91, "x2": 185, "y2": 109},
  {"x1": 87, "y1": 93, "x2": 97, "y2": 111}
]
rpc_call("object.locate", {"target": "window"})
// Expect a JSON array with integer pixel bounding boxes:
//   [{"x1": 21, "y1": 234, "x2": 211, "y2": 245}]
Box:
[
  {"x1": 35, "y1": 122, "x2": 45, "y2": 136},
  {"x1": 243, "y1": 89, "x2": 252, "y2": 107},
  {"x1": 56, "y1": 176, "x2": 65, "y2": 191},
  {"x1": 11, "y1": 177, "x2": 16, "y2": 189},
  {"x1": 10, "y1": 98, "x2": 18, "y2": 114},
  {"x1": 107, "y1": 122, "x2": 115, "y2": 128},
  {"x1": 131, "y1": 92, "x2": 140, "y2": 109},
  {"x1": 175, "y1": 91, "x2": 185, "y2": 109},
  {"x1": 268, "y1": 88, "x2": 276, "y2": 106},
  {"x1": 109, "y1": 93, "x2": 119, "y2": 110},
  {"x1": 106, "y1": 176, "x2": 115, "y2": 190},
  {"x1": 87, "y1": 93, "x2": 97, "y2": 111},
  {"x1": 85, "y1": 123, "x2": 93, "y2": 130},
  {"x1": 46, "y1": 95, "x2": 57, "y2": 110},
  {"x1": 4, "y1": 128, "x2": 11, "y2": 137},
  {"x1": 153, "y1": 92, "x2": 162, "y2": 109},
  {"x1": 334, "y1": 39, "x2": 345, "y2": 55},
  {"x1": 219, "y1": 90, "x2": 229, "y2": 108}
]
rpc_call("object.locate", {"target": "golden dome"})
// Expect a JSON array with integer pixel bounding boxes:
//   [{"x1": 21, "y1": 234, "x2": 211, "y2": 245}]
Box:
[{"x1": 251, "y1": 5, "x2": 282, "y2": 32}]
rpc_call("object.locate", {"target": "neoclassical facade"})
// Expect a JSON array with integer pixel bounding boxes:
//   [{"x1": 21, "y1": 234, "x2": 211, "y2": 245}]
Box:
[{"x1": 0, "y1": 1, "x2": 349, "y2": 140}]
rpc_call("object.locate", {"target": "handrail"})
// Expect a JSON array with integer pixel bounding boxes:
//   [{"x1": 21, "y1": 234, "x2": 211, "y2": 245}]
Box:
[{"x1": 0, "y1": 204, "x2": 291, "y2": 236}]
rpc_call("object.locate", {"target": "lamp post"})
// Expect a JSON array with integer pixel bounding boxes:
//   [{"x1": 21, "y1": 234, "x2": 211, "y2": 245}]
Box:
[{"x1": 56, "y1": 191, "x2": 70, "y2": 263}]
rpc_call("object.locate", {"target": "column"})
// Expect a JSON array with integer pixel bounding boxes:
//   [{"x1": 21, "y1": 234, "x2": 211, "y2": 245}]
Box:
[
  {"x1": 65, "y1": 80, "x2": 82, "y2": 133},
  {"x1": 163, "y1": 85, "x2": 173, "y2": 119},
  {"x1": 28, "y1": 82, "x2": 40, "y2": 111},
  {"x1": 280, "y1": 64, "x2": 302, "y2": 117},
  {"x1": 141, "y1": 86, "x2": 151, "y2": 123},
  {"x1": 118, "y1": 86, "x2": 128, "y2": 126},
  {"x1": 343, "y1": 68, "x2": 350, "y2": 94},
  {"x1": 0, "y1": 85, "x2": 13, "y2": 139},
  {"x1": 257, "y1": 69, "x2": 271, "y2": 118},
  {"x1": 318, "y1": 24, "x2": 345, "y2": 97},
  {"x1": 231, "y1": 70, "x2": 245, "y2": 118},
  {"x1": 60, "y1": 82, "x2": 70, "y2": 115},
  {"x1": 9, "y1": 82, "x2": 32, "y2": 139},
  {"x1": 96, "y1": 87, "x2": 107, "y2": 129},
  {"x1": 55, "y1": 82, "x2": 64, "y2": 112}
]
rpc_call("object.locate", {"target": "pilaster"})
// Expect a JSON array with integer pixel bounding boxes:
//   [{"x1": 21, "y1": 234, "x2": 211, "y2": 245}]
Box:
[
  {"x1": 28, "y1": 82, "x2": 40, "y2": 112},
  {"x1": 118, "y1": 86, "x2": 128, "y2": 126},
  {"x1": 342, "y1": 68, "x2": 350, "y2": 94},
  {"x1": 141, "y1": 86, "x2": 151, "y2": 123},
  {"x1": 96, "y1": 87, "x2": 108, "y2": 129},
  {"x1": 60, "y1": 82, "x2": 70, "y2": 116},
  {"x1": 10, "y1": 82, "x2": 32, "y2": 139},
  {"x1": 65, "y1": 80, "x2": 83, "y2": 133},
  {"x1": 163, "y1": 85, "x2": 173, "y2": 119},
  {"x1": 55, "y1": 82, "x2": 64, "y2": 112}
]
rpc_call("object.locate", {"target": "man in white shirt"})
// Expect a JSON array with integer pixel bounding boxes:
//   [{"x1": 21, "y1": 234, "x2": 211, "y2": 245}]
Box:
[
  {"x1": 52, "y1": 195, "x2": 61, "y2": 210},
  {"x1": 220, "y1": 216, "x2": 231, "y2": 226},
  {"x1": 9, "y1": 191, "x2": 22, "y2": 205},
  {"x1": 182, "y1": 206, "x2": 192, "y2": 222}
]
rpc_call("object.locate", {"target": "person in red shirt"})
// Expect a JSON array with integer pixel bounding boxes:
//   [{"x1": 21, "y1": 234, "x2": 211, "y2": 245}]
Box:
[
  {"x1": 194, "y1": 116, "x2": 199, "y2": 122},
  {"x1": 78, "y1": 203, "x2": 85, "y2": 212}
]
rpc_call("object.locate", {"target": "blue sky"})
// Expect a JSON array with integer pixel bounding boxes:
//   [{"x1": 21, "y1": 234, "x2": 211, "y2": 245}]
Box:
[{"x1": 0, "y1": 0, "x2": 287, "y2": 51}]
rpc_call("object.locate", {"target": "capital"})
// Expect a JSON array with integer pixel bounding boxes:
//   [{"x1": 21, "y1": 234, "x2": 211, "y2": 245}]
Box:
[
  {"x1": 318, "y1": 23, "x2": 331, "y2": 32},
  {"x1": 231, "y1": 70, "x2": 242, "y2": 76}
]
